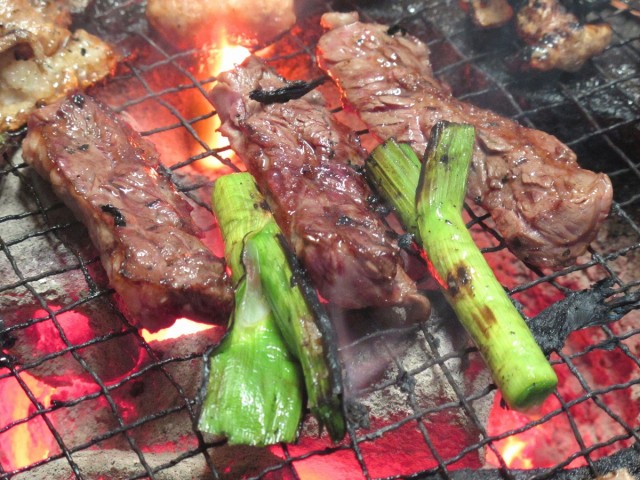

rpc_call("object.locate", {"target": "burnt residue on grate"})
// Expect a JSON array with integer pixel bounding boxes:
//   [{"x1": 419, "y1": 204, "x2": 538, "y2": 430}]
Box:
[
  {"x1": 1, "y1": 0, "x2": 640, "y2": 479},
  {"x1": 529, "y1": 279, "x2": 640, "y2": 354}
]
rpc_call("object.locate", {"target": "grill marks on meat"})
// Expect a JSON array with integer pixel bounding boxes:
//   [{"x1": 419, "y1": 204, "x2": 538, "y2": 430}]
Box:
[
  {"x1": 211, "y1": 56, "x2": 429, "y2": 317},
  {"x1": 0, "y1": 0, "x2": 116, "y2": 132},
  {"x1": 515, "y1": 0, "x2": 612, "y2": 72},
  {"x1": 22, "y1": 94, "x2": 234, "y2": 331},
  {"x1": 317, "y1": 12, "x2": 613, "y2": 269}
]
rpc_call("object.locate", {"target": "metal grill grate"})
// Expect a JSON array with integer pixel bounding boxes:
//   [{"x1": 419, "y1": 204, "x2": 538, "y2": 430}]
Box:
[{"x1": 1, "y1": 0, "x2": 640, "y2": 479}]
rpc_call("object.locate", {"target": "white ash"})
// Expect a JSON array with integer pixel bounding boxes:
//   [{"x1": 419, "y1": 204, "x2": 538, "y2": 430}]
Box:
[
  {"x1": 325, "y1": 303, "x2": 495, "y2": 464},
  {"x1": 11, "y1": 449, "x2": 209, "y2": 480},
  {"x1": 0, "y1": 158, "x2": 99, "y2": 311},
  {"x1": 12, "y1": 445, "x2": 292, "y2": 480}
]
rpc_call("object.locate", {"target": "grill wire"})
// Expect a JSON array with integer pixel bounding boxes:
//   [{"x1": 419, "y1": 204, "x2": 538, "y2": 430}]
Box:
[{"x1": 1, "y1": 0, "x2": 640, "y2": 478}]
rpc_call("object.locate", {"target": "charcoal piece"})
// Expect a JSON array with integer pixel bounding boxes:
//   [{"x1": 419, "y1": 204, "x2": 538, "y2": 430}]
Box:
[
  {"x1": 249, "y1": 76, "x2": 328, "y2": 104},
  {"x1": 528, "y1": 280, "x2": 640, "y2": 354}
]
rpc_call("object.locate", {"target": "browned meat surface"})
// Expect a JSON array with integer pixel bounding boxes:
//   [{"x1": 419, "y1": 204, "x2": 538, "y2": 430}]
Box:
[
  {"x1": 0, "y1": 0, "x2": 116, "y2": 132},
  {"x1": 211, "y1": 56, "x2": 429, "y2": 317},
  {"x1": 461, "y1": 0, "x2": 514, "y2": 29},
  {"x1": 22, "y1": 93, "x2": 234, "y2": 331},
  {"x1": 146, "y1": 0, "x2": 296, "y2": 48},
  {"x1": 0, "y1": 0, "x2": 70, "y2": 57},
  {"x1": 317, "y1": 12, "x2": 613, "y2": 269},
  {"x1": 516, "y1": 0, "x2": 612, "y2": 71}
]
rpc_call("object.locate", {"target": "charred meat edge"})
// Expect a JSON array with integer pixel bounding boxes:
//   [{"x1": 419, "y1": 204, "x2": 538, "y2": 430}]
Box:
[
  {"x1": 22, "y1": 93, "x2": 234, "y2": 332},
  {"x1": 317, "y1": 12, "x2": 613, "y2": 269},
  {"x1": 210, "y1": 55, "x2": 429, "y2": 318}
]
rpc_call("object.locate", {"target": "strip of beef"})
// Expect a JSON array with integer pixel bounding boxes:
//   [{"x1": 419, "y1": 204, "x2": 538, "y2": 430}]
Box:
[
  {"x1": 22, "y1": 93, "x2": 234, "y2": 331},
  {"x1": 515, "y1": 0, "x2": 612, "y2": 72},
  {"x1": 211, "y1": 56, "x2": 429, "y2": 317},
  {"x1": 317, "y1": 12, "x2": 612, "y2": 269}
]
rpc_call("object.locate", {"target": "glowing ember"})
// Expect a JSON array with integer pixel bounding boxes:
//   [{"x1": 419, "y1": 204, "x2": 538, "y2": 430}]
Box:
[
  {"x1": 486, "y1": 325, "x2": 638, "y2": 470},
  {"x1": 191, "y1": 34, "x2": 250, "y2": 173},
  {"x1": 29, "y1": 306, "x2": 94, "y2": 354},
  {"x1": 140, "y1": 317, "x2": 215, "y2": 343}
]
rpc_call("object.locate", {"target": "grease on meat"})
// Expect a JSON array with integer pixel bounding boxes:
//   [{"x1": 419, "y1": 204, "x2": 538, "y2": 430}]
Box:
[
  {"x1": 0, "y1": 0, "x2": 116, "y2": 132},
  {"x1": 317, "y1": 12, "x2": 613, "y2": 269},
  {"x1": 516, "y1": 0, "x2": 612, "y2": 72},
  {"x1": 211, "y1": 56, "x2": 429, "y2": 318},
  {"x1": 22, "y1": 94, "x2": 234, "y2": 331}
]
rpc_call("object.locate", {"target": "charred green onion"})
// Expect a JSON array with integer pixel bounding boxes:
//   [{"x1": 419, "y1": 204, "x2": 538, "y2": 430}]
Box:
[
  {"x1": 198, "y1": 173, "x2": 344, "y2": 445},
  {"x1": 198, "y1": 174, "x2": 302, "y2": 446},
  {"x1": 243, "y1": 227, "x2": 344, "y2": 439},
  {"x1": 366, "y1": 122, "x2": 558, "y2": 410},
  {"x1": 197, "y1": 247, "x2": 303, "y2": 445}
]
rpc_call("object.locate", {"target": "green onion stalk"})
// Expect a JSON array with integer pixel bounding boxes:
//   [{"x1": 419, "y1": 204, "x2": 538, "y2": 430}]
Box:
[
  {"x1": 198, "y1": 172, "x2": 344, "y2": 445},
  {"x1": 366, "y1": 122, "x2": 558, "y2": 410},
  {"x1": 198, "y1": 174, "x2": 302, "y2": 446}
]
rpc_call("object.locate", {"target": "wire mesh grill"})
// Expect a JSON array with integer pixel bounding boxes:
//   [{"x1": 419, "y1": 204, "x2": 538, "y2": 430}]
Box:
[{"x1": 1, "y1": 0, "x2": 640, "y2": 479}]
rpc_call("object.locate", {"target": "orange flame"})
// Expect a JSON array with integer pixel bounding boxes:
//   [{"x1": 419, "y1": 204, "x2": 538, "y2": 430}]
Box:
[
  {"x1": 0, "y1": 372, "x2": 57, "y2": 470},
  {"x1": 486, "y1": 395, "x2": 547, "y2": 470},
  {"x1": 498, "y1": 436, "x2": 534, "y2": 469},
  {"x1": 140, "y1": 317, "x2": 215, "y2": 343},
  {"x1": 0, "y1": 306, "x2": 103, "y2": 470},
  {"x1": 191, "y1": 34, "x2": 251, "y2": 173}
]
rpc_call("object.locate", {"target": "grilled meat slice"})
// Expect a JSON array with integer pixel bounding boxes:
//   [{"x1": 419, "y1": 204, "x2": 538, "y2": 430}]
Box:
[
  {"x1": 461, "y1": 0, "x2": 514, "y2": 29},
  {"x1": 515, "y1": 0, "x2": 612, "y2": 72},
  {"x1": 0, "y1": 0, "x2": 116, "y2": 132},
  {"x1": 0, "y1": 0, "x2": 70, "y2": 57},
  {"x1": 22, "y1": 93, "x2": 234, "y2": 331},
  {"x1": 146, "y1": 0, "x2": 295, "y2": 48},
  {"x1": 211, "y1": 56, "x2": 429, "y2": 316},
  {"x1": 317, "y1": 12, "x2": 613, "y2": 269}
]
